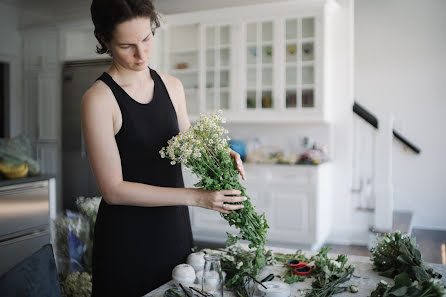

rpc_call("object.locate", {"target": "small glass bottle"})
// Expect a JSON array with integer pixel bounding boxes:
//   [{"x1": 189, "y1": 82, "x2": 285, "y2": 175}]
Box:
[{"x1": 202, "y1": 254, "x2": 224, "y2": 297}]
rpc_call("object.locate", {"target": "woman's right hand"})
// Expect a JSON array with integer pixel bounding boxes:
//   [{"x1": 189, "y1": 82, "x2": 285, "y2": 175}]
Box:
[{"x1": 196, "y1": 189, "x2": 246, "y2": 214}]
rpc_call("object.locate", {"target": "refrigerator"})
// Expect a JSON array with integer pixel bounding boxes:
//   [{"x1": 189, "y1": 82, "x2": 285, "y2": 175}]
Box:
[{"x1": 61, "y1": 60, "x2": 111, "y2": 210}]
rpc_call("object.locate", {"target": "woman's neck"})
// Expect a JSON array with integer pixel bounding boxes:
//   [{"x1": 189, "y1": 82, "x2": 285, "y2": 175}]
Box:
[{"x1": 107, "y1": 62, "x2": 151, "y2": 86}]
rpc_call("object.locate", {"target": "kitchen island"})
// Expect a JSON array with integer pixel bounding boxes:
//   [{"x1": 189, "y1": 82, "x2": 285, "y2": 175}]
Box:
[{"x1": 143, "y1": 245, "x2": 446, "y2": 297}]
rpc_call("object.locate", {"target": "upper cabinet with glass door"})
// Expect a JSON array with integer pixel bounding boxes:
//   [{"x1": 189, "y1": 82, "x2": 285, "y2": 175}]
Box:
[
  {"x1": 163, "y1": 0, "x2": 346, "y2": 123},
  {"x1": 204, "y1": 24, "x2": 232, "y2": 113},
  {"x1": 285, "y1": 17, "x2": 316, "y2": 110},
  {"x1": 245, "y1": 21, "x2": 274, "y2": 111},
  {"x1": 166, "y1": 24, "x2": 201, "y2": 115}
]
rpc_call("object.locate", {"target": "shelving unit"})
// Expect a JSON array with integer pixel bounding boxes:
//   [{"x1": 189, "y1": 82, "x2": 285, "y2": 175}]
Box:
[
  {"x1": 162, "y1": 1, "x2": 333, "y2": 123},
  {"x1": 284, "y1": 17, "x2": 316, "y2": 109}
]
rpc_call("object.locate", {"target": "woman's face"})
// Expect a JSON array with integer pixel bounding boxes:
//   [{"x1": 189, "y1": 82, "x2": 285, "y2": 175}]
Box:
[{"x1": 108, "y1": 17, "x2": 154, "y2": 71}]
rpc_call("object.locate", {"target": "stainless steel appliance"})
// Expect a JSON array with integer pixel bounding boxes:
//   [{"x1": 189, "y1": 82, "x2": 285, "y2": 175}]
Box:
[
  {"x1": 0, "y1": 180, "x2": 51, "y2": 276},
  {"x1": 62, "y1": 60, "x2": 111, "y2": 210}
]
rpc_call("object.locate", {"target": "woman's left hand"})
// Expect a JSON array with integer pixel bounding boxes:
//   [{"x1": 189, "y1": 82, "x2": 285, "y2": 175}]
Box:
[{"x1": 230, "y1": 150, "x2": 246, "y2": 180}]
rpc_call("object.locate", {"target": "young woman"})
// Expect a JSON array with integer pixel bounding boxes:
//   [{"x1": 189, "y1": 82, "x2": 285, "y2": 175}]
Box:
[{"x1": 83, "y1": 0, "x2": 246, "y2": 296}]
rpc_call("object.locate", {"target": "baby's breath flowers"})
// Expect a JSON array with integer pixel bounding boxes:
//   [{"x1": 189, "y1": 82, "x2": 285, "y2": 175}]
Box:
[{"x1": 160, "y1": 110, "x2": 269, "y2": 294}]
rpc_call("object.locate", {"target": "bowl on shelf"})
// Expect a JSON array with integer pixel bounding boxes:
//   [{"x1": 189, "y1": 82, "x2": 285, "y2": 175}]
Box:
[{"x1": 176, "y1": 63, "x2": 189, "y2": 69}]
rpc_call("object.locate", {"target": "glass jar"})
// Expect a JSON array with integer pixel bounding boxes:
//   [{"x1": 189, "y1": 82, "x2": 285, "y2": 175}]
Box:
[{"x1": 202, "y1": 254, "x2": 224, "y2": 297}]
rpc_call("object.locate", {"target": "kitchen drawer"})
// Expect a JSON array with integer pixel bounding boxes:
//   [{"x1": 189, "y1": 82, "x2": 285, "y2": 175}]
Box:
[
  {"x1": 0, "y1": 181, "x2": 49, "y2": 239},
  {"x1": 245, "y1": 163, "x2": 317, "y2": 185}
]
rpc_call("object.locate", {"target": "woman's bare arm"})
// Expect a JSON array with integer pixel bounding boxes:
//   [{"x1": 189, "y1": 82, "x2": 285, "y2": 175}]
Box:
[{"x1": 80, "y1": 82, "x2": 244, "y2": 214}]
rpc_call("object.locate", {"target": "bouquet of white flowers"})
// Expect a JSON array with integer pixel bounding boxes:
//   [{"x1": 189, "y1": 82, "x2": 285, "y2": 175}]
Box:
[{"x1": 160, "y1": 111, "x2": 269, "y2": 296}]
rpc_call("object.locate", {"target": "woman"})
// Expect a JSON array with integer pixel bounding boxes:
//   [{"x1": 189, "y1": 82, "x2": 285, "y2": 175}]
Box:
[{"x1": 82, "y1": 0, "x2": 246, "y2": 296}]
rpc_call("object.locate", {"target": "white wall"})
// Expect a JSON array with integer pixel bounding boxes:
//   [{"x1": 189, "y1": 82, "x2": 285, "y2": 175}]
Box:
[
  {"x1": 0, "y1": 2, "x2": 23, "y2": 136},
  {"x1": 355, "y1": 0, "x2": 446, "y2": 229}
]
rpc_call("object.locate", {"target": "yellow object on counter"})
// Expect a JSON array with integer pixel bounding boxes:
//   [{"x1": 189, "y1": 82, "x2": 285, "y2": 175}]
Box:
[{"x1": 0, "y1": 161, "x2": 29, "y2": 179}]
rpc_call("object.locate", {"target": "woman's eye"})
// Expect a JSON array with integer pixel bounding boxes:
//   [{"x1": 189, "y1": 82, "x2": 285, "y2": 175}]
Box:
[{"x1": 120, "y1": 46, "x2": 130, "y2": 49}]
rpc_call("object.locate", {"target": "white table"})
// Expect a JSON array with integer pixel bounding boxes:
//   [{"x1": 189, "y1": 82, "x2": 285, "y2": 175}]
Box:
[{"x1": 143, "y1": 246, "x2": 446, "y2": 297}]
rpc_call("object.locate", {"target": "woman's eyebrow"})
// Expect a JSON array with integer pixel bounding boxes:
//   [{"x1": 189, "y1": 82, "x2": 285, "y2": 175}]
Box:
[{"x1": 118, "y1": 33, "x2": 152, "y2": 46}]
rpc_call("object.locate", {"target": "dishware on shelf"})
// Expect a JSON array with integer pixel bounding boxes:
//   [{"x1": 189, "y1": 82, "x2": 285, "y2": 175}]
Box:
[
  {"x1": 202, "y1": 254, "x2": 223, "y2": 297},
  {"x1": 172, "y1": 264, "x2": 196, "y2": 286},
  {"x1": 176, "y1": 63, "x2": 189, "y2": 69},
  {"x1": 287, "y1": 45, "x2": 296, "y2": 55}
]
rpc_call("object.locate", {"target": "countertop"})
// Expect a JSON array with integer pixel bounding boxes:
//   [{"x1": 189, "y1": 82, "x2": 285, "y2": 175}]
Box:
[
  {"x1": 144, "y1": 245, "x2": 446, "y2": 297},
  {"x1": 0, "y1": 174, "x2": 55, "y2": 188}
]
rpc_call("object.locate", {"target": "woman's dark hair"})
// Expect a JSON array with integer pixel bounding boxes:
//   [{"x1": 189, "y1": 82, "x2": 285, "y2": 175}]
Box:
[{"x1": 91, "y1": 0, "x2": 160, "y2": 55}]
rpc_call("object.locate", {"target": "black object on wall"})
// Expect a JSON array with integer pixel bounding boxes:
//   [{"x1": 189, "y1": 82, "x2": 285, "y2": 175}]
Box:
[{"x1": 353, "y1": 101, "x2": 421, "y2": 154}]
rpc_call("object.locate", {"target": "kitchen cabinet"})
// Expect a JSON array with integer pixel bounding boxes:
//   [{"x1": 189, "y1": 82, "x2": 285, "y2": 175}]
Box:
[
  {"x1": 0, "y1": 176, "x2": 56, "y2": 275},
  {"x1": 163, "y1": 0, "x2": 339, "y2": 123},
  {"x1": 184, "y1": 162, "x2": 332, "y2": 250}
]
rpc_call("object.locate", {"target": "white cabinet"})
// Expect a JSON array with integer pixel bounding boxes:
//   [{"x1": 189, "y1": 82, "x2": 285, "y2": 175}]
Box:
[
  {"x1": 185, "y1": 163, "x2": 332, "y2": 250},
  {"x1": 163, "y1": 1, "x2": 338, "y2": 123}
]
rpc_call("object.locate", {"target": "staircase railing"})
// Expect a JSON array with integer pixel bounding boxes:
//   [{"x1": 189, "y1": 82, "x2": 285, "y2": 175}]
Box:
[
  {"x1": 352, "y1": 101, "x2": 420, "y2": 232},
  {"x1": 353, "y1": 102, "x2": 421, "y2": 154}
]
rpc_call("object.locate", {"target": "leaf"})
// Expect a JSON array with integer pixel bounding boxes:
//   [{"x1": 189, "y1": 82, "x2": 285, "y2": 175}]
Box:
[
  {"x1": 396, "y1": 255, "x2": 411, "y2": 265},
  {"x1": 390, "y1": 286, "x2": 408, "y2": 296},
  {"x1": 394, "y1": 272, "x2": 412, "y2": 287},
  {"x1": 412, "y1": 265, "x2": 429, "y2": 281}
]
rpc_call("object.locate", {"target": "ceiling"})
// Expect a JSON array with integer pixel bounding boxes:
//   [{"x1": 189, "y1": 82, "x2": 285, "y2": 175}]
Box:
[
  {"x1": 0, "y1": 0, "x2": 282, "y2": 15},
  {"x1": 0, "y1": 0, "x2": 291, "y2": 27}
]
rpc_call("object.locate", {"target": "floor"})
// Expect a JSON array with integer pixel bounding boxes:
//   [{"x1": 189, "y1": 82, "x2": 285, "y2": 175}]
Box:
[{"x1": 194, "y1": 228, "x2": 446, "y2": 264}]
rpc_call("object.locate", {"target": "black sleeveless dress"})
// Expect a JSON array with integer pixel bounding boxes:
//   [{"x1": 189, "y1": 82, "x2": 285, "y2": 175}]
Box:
[{"x1": 91, "y1": 68, "x2": 193, "y2": 297}]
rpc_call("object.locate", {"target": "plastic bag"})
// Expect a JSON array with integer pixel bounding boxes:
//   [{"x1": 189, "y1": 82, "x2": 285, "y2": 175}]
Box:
[{"x1": 0, "y1": 135, "x2": 40, "y2": 175}]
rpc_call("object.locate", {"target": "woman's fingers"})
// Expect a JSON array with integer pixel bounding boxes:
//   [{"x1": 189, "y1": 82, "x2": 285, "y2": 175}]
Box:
[
  {"x1": 227, "y1": 196, "x2": 246, "y2": 203},
  {"x1": 220, "y1": 189, "x2": 241, "y2": 196},
  {"x1": 218, "y1": 202, "x2": 243, "y2": 214},
  {"x1": 235, "y1": 158, "x2": 246, "y2": 181},
  {"x1": 222, "y1": 203, "x2": 244, "y2": 210},
  {"x1": 230, "y1": 150, "x2": 246, "y2": 181}
]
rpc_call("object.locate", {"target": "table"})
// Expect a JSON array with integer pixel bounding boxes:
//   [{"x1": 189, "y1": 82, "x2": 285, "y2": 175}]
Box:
[{"x1": 144, "y1": 246, "x2": 446, "y2": 297}]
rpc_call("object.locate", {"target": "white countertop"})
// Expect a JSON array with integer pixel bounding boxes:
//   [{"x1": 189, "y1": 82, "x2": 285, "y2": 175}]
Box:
[{"x1": 143, "y1": 245, "x2": 446, "y2": 297}]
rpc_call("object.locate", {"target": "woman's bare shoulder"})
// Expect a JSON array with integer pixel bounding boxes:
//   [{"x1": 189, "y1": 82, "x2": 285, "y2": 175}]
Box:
[
  {"x1": 157, "y1": 72, "x2": 183, "y2": 92},
  {"x1": 82, "y1": 80, "x2": 115, "y2": 110}
]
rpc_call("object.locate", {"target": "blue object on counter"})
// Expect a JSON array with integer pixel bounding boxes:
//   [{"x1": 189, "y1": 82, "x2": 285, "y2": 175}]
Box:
[{"x1": 229, "y1": 140, "x2": 246, "y2": 160}]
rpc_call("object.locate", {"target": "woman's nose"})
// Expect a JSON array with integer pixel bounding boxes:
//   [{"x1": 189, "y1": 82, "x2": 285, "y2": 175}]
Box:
[{"x1": 134, "y1": 45, "x2": 144, "y2": 59}]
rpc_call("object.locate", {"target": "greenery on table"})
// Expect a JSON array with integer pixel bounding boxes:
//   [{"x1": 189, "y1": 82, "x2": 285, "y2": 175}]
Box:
[
  {"x1": 204, "y1": 245, "x2": 274, "y2": 297},
  {"x1": 305, "y1": 247, "x2": 355, "y2": 297},
  {"x1": 161, "y1": 111, "x2": 269, "y2": 297},
  {"x1": 370, "y1": 273, "x2": 445, "y2": 297},
  {"x1": 370, "y1": 232, "x2": 444, "y2": 297},
  {"x1": 370, "y1": 231, "x2": 441, "y2": 281},
  {"x1": 274, "y1": 250, "x2": 310, "y2": 284}
]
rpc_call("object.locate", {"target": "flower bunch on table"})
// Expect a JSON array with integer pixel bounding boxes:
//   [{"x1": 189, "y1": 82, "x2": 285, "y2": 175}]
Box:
[{"x1": 160, "y1": 111, "x2": 269, "y2": 294}]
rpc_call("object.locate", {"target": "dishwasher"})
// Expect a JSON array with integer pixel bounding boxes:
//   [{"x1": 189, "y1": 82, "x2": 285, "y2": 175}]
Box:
[{"x1": 0, "y1": 180, "x2": 51, "y2": 276}]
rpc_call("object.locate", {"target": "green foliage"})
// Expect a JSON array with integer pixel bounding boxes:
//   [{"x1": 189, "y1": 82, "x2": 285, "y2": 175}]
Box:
[
  {"x1": 161, "y1": 111, "x2": 269, "y2": 297},
  {"x1": 370, "y1": 232, "x2": 444, "y2": 297},
  {"x1": 205, "y1": 245, "x2": 274, "y2": 297},
  {"x1": 370, "y1": 232, "x2": 441, "y2": 281},
  {"x1": 305, "y1": 247, "x2": 355, "y2": 297},
  {"x1": 274, "y1": 250, "x2": 310, "y2": 284},
  {"x1": 370, "y1": 274, "x2": 445, "y2": 297},
  {"x1": 60, "y1": 272, "x2": 92, "y2": 297}
]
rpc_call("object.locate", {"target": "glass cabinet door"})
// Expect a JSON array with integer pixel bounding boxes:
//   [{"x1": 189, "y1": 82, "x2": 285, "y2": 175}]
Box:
[
  {"x1": 284, "y1": 17, "x2": 315, "y2": 109},
  {"x1": 245, "y1": 20, "x2": 274, "y2": 110},
  {"x1": 168, "y1": 24, "x2": 200, "y2": 114},
  {"x1": 204, "y1": 24, "x2": 232, "y2": 112}
]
